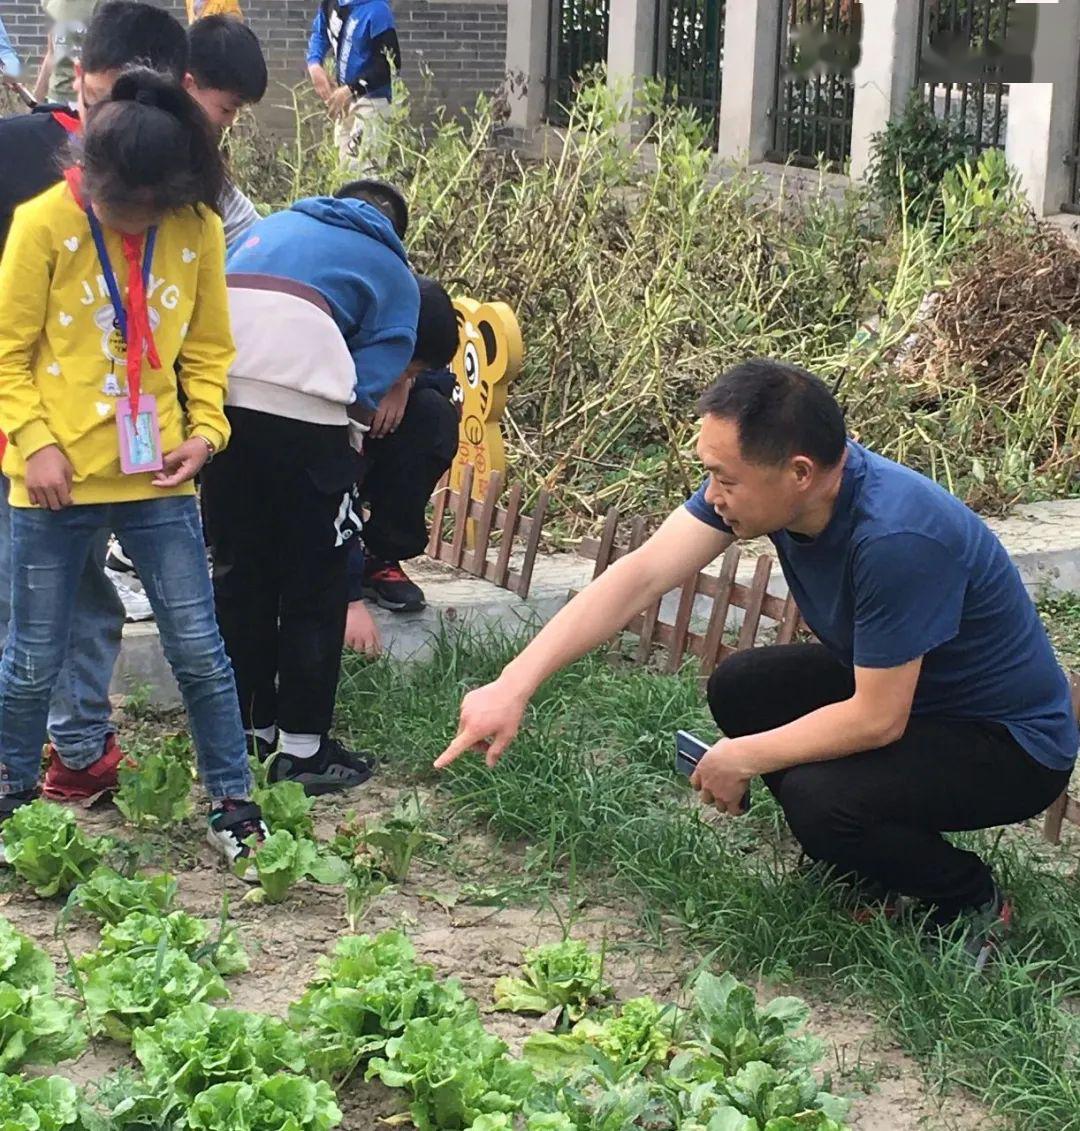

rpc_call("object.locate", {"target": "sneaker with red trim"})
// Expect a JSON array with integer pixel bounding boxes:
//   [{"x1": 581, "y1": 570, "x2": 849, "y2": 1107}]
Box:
[
  {"x1": 207, "y1": 799, "x2": 268, "y2": 873},
  {"x1": 961, "y1": 886, "x2": 1013, "y2": 973},
  {"x1": 362, "y1": 556, "x2": 425, "y2": 612},
  {"x1": 42, "y1": 734, "x2": 125, "y2": 801}
]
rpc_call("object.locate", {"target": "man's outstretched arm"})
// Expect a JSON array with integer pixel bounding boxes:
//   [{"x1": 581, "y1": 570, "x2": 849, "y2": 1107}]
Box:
[{"x1": 435, "y1": 507, "x2": 732, "y2": 769}]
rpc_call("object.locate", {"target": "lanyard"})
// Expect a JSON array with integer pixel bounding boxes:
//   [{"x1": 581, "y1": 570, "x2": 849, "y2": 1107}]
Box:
[{"x1": 85, "y1": 207, "x2": 158, "y2": 416}]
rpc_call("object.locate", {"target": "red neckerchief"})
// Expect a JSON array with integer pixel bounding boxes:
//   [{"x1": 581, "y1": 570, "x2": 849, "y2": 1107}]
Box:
[
  {"x1": 120, "y1": 234, "x2": 161, "y2": 415},
  {"x1": 51, "y1": 109, "x2": 81, "y2": 135}
]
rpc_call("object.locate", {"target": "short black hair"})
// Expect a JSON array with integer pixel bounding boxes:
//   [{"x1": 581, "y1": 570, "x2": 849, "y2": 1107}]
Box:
[
  {"x1": 82, "y1": 1, "x2": 188, "y2": 83},
  {"x1": 334, "y1": 179, "x2": 408, "y2": 239},
  {"x1": 696, "y1": 359, "x2": 847, "y2": 468},
  {"x1": 413, "y1": 276, "x2": 458, "y2": 369},
  {"x1": 188, "y1": 15, "x2": 268, "y2": 104}
]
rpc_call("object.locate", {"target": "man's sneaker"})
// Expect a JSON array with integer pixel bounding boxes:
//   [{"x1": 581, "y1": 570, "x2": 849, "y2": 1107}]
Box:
[
  {"x1": 362, "y1": 556, "x2": 425, "y2": 612},
  {"x1": 0, "y1": 789, "x2": 40, "y2": 866},
  {"x1": 106, "y1": 569, "x2": 154, "y2": 623},
  {"x1": 269, "y1": 736, "x2": 376, "y2": 796},
  {"x1": 207, "y1": 799, "x2": 268, "y2": 870},
  {"x1": 961, "y1": 887, "x2": 1013, "y2": 972},
  {"x1": 42, "y1": 734, "x2": 125, "y2": 801},
  {"x1": 106, "y1": 540, "x2": 138, "y2": 577}
]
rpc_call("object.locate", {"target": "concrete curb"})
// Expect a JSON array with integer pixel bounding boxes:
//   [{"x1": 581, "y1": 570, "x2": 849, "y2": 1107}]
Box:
[{"x1": 110, "y1": 501, "x2": 1080, "y2": 707}]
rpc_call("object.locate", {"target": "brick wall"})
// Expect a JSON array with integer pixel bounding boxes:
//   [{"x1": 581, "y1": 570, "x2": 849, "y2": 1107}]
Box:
[{"x1": 2, "y1": 0, "x2": 508, "y2": 127}]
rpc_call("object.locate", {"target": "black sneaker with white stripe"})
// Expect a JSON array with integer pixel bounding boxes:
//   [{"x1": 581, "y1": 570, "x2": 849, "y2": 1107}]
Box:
[
  {"x1": 207, "y1": 799, "x2": 268, "y2": 871},
  {"x1": 268, "y1": 736, "x2": 376, "y2": 797},
  {"x1": 106, "y1": 540, "x2": 138, "y2": 577}
]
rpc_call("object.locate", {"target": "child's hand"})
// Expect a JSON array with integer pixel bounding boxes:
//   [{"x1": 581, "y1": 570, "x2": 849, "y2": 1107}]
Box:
[
  {"x1": 371, "y1": 378, "x2": 411, "y2": 438},
  {"x1": 327, "y1": 85, "x2": 353, "y2": 120},
  {"x1": 344, "y1": 600, "x2": 382, "y2": 657},
  {"x1": 25, "y1": 444, "x2": 74, "y2": 510},
  {"x1": 152, "y1": 437, "x2": 212, "y2": 489},
  {"x1": 308, "y1": 63, "x2": 333, "y2": 103}
]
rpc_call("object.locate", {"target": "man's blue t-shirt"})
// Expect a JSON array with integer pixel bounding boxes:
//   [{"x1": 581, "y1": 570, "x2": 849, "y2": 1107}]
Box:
[{"x1": 685, "y1": 441, "x2": 1078, "y2": 771}]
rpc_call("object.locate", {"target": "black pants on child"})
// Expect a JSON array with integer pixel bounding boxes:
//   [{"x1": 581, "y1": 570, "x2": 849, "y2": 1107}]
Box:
[
  {"x1": 201, "y1": 408, "x2": 362, "y2": 736},
  {"x1": 707, "y1": 644, "x2": 1071, "y2": 917},
  {"x1": 359, "y1": 384, "x2": 459, "y2": 564}
]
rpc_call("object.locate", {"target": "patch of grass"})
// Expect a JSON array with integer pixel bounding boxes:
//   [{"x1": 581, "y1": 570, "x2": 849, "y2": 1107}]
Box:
[{"x1": 338, "y1": 625, "x2": 1080, "y2": 1130}]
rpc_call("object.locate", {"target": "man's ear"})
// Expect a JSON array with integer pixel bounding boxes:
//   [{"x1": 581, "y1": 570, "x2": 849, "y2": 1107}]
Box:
[
  {"x1": 791, "y1": 455, "x2": 815, "y2": 485},
  {"x1": 183, "y1": 73, "x2": 198, "y2": 94}
]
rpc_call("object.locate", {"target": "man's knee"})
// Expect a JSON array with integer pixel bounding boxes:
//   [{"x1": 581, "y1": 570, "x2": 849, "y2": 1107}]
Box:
[
  {"x1": 707, "y1": 649, "x2": 771, "y2": 736},
  {"x1": 774, "y1": 764, "x2": 859, "y2": 862}
]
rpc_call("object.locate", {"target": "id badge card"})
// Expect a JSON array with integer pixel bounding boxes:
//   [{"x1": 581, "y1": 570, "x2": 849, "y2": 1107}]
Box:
[{"x1": 116, "y1": 394, "x2": 164, "y2": 474}]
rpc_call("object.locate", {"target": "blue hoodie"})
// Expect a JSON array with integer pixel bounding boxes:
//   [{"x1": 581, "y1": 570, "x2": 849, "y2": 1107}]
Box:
[{"x1": 226, "y1": 197, "x2": 418, "y2": 412}]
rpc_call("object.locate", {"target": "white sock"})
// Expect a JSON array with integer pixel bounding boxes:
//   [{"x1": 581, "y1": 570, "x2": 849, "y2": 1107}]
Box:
[
  {"x1": 249, "y1": 725, "x2": 276, "y2": 745},
  {"x1": 278, "y1": 731, "x2": 321, "y2": 759}
]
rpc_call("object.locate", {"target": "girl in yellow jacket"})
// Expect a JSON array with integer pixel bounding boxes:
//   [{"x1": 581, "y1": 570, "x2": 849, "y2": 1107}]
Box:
[
  {"x1": 187, "y1": 0, "x2": 244, "y2": 22},
  {"x1": 0, "y1": 67, "x2": 266, "y2": 866}
]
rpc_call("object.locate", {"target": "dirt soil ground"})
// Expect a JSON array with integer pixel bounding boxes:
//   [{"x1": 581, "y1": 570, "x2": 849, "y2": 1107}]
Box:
[{"x1": 2, "y1": 757, "x2": 996, "y2": 1130}]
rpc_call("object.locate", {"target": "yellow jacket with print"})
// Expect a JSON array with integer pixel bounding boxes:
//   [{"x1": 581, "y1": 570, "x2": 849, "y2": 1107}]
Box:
[{"x1": 0, "y1": 180, "x2": 234, "y2": 507}]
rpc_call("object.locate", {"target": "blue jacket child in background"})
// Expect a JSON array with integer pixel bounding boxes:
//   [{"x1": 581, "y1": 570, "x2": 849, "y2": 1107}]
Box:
[
  {"x1": 200, "y1": 184, "x2": 457, "y2": 797},
  {"x1": 0, "y1": 15, "x2": 22, "y2": 80},
  {"x1": 306, "y1": 0, "x2": 401, "y2": 171}
]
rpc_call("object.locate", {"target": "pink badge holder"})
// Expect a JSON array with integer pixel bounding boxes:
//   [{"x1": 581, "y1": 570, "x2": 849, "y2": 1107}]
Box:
[{"x1": 116, "y1": 394, "x2": 164, "y2": 474}]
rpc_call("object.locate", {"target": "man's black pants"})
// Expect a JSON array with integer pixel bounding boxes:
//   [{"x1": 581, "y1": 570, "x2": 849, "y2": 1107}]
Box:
[
  {"x1": 201, "y1": 408, "x2": 361, "y2": 736},
  {"x1": 359, "y1": 385, "x2": 459, "y2": 564},
  {"x1": 707, "y1": 644, "x2": 1072, "y2": 916}
]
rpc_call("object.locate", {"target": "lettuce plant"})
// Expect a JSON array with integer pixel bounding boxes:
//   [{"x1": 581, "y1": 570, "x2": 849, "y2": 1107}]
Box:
[
  {"x1": 0, "y1": 918, "x2": 86, "y2": 1071},
  {"x1": 2, "y1": 801, "x2": 109, "y2": 898},
  {"x1": 77, "y1": 910, "x2": 247, "y2": 977},
  {"x1": 133, "y1": 1003, "x2": 306, "y2": 1102},
  {"x1": 237, "y1": 830, "x2": 349, "y2": 903},
  {"x1": 62, "y1": 867, "x2": 177, "y2": 927},
  {"x1": 83, "y1": 949, "x2": 227, "y2": 1043},
  {"x1": 115, "y1": 741, "x2": 193, "y2": 829},
  {"x1": 0, "y1": 1072, "x2": 104, "y2": 1131},
  {"x1": 493, "y1": 939, "x2": 611, "y2": 1021},
  {"x1": 186, "y1": 1073, "x2": 342, "y2": 1131}
]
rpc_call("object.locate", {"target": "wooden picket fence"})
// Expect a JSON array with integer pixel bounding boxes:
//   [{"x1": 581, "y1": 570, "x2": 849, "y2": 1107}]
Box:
[
  {"x1": 577, "y1": 508, "x2": 805, "y2": 680},
  {"x1": 425, "y1": 467, "x2": 549, "y2": 599},
  {"x1": 425, "y1": 475, "x2": 1078, "y2": 845}
]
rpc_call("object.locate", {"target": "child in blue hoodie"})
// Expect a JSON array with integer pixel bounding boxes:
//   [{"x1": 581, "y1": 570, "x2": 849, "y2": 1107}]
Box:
[
  {"x1": 200, "y1": 190, "x2": 453, "y2": 796},
  {"x1": 307, "y1": 0, "x2": 400, "y2": 171}
]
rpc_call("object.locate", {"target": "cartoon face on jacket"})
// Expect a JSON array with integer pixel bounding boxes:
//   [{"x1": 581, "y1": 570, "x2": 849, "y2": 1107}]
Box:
[
  {"x1": 449, "y1": 298, "x2": 523, "y2": 499},
  {"x1": 93, "y1": 302, "x2": 160, "y2": 396}
]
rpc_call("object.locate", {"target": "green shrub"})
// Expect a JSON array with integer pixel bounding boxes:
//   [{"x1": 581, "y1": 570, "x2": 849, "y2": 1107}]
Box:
[{"x1": 868, "y1": 92, "x2": 974, "y2": 224}]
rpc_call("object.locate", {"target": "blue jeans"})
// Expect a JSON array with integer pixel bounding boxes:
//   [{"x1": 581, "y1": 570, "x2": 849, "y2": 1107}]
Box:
[
  {"x1": 0, "y1": 481, "x2": 122, "y2": 768},
  {"x1": 0, "y1": 496, "x2": 252, "y2": 801}
]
